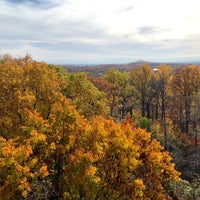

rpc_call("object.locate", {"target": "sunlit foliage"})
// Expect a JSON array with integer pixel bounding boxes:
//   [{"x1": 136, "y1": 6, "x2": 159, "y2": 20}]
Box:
[{"x1": 0, "y1": 56, "x2": 180, "y2": 199}]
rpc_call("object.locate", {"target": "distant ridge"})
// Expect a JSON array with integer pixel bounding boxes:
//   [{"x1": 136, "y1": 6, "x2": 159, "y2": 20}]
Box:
[{"x1": 63, "y1": 60, "x2": 200, "y2": 76}]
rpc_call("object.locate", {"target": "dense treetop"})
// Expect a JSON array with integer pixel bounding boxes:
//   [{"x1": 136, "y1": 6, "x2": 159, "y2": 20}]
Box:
[{"x1": 0, "y1": 55, "x2": 199, "y2": 199}]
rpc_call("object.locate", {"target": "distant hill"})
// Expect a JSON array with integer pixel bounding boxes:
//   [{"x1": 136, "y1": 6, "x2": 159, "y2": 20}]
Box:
[{"x1": 63, "y1": 61, "x2": 200, "y2": 76}]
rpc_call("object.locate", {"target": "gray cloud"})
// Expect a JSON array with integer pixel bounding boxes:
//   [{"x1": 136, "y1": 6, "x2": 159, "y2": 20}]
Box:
[
  {"x1": 118, "y1": 6, "x2": 134, "y2": 13},
  {"x1": 0, "y1": 2, "x2": 106, "y2": 45},
  {"x1": 16, "y1": 37, "x2": 200, "y2": 64},
  {"x1": 5, "y1": 0, "x2": 59, "y2": 9},
  {"x1": 137, "y1": 26, "x2": 163, "y2": 35}
]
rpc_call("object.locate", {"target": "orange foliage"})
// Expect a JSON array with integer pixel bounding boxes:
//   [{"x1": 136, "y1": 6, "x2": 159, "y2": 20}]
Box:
[{"x1": 0, "y1": 56, "x2": 179, "y2": 199}]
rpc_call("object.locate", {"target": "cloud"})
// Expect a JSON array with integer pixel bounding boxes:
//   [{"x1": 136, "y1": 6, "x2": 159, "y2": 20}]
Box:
[
  {"x1": 118, "y1": 6, "x2": 134, "y2": 13},
  {"x1": 137, "y1": 26, "x2": 163, "y2": 35},
  {"x1": 2, "y1": 35, "x2": 199, "y2": 64},
  {"x1": 5, "y1": 0, "x2": 60, "y2": 9},
  {"x1": 1, "y1": 0, "x2": 200, "y2": 64}
]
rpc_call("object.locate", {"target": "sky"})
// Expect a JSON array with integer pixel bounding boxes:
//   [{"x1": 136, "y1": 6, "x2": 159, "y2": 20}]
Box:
[{"x1": 0, "y1": 0, "x2": 200, "y2": 64}]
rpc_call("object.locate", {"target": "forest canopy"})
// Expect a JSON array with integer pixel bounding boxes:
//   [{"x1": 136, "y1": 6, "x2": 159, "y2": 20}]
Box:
[{"x1": 1, "y1": 55, "x2": 200, "y2": 199}]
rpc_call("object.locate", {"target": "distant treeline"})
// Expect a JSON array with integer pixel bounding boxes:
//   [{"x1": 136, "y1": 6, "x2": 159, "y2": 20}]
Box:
[{"x1": 64, "y1": 61, "x2": 193, "y2": 76}]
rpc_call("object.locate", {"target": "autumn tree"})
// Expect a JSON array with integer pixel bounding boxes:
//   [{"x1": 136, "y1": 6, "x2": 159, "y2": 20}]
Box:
[
  {"x1": 62, "y1": 116, "x2": 180, "y2": 199},
  {"x1": 156, "y1": 65, "x2": 172, "y2": 147},
  {"x1": 170, "y1": 65, "x2": 200, "y2": 135},
  {"x1": 130, "y1": 64, "x2": 154, "y2": 118},
  {"x1": 103, "y1": 69, "x2": 133, "y2": 121},
  {"x1": 0, "y1": 110, "x2": 50, "y2": 200},
  {"x1": 0, "y1": 55, "x2": 31, "y2": 138},
  {"x1": 190, "y1": 93, "x2": 200, "y2": 145},
  {"x1": 64, "y1": 72, "x2": 109, "y2": 119},
  {"x1": 0, "y1": 55, "x2": 65, "y2": 139}
]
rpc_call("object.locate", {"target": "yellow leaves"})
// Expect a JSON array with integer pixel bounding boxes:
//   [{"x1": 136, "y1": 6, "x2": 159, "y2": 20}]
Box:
[
  {"x1": 134, "y1": 179, "x2": 145, "y2": 189},
  {"x1": 29, "y1": 158, "x2": 38, "y2": 167},
  {"x1": 85, "y1": 166, "x2": 97, "y2": 176},
  {"x1": 18, "y1": 177, "x2": 31, "y2": 198},
  {"x1": 93, "y1": 177, "x2": 101, "y2": 184},
  {"x1": 30, "y1": 130, "x2": 46, "y2": 144},
  {"x1": 91, "y1": 116, "x2": 110, "y2": 138},
  {"x1": 0, "y1": 56, "x2": 181, "y2": 199},
  {"x1": 0, "y1": 138, "x2": 33, "y2": 164},
  {"x1": 50, "y1": 142, "x2": 56, "y2": 150},
  {"x1": 75, "y1": 116, "x2": 179, "y2": 199},
  {"x1": 149, "y1": 151, "x2": 162, "y2": 165},
  {"x1": 0, "y1": 95, "x2": 180, "y2": 200},
  {"x1": 0, "y1": 139, "x2": 34, "y2": 198},
  {"x1": 70, "y1": 149, "x2": 95, "y2": 164},
  {"x1": 129, "y1": 157, "x2": 141, "y2": 171},
  {"x1": 21, "y1": 190, "x2": 28, "y2": 198},
  {"x1": 134, "y1": 178, "x2": 146, "y2": 198},
  {"x1": 25, "y1": 110, "x2": 49, "y2": 131},
  {"x1": 93, "y1": 141, "x2": 104, "y2": 154},
  {"x1": 48, "y1": 97, "x2": 79, "y2": 140},
  {"x1": 65, "y1": 72, "x2": 109, "y2": 119},
  {"x1": 156, "y1": 64, "x2": 172, "y2": 81},
  {"x1": 16, "y1": 90, "x2": 36, "y2": 104},
  {"x1": 39, "y1": 165, "x2": 49, "y2": 178},
  {"x1": 161, "y1": 152, "x2": 181, "y2": 181}
]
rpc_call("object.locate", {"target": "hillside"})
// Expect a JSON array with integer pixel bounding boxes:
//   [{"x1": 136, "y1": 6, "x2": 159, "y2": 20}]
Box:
[{"x1": 64, "y1": 61, "x2": 199, "y2": 76}]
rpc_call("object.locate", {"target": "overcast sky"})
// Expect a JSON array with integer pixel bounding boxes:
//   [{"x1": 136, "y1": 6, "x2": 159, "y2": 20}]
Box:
[{"x1": 1, "y1": 0, "x2": 200, "y2": 64}]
